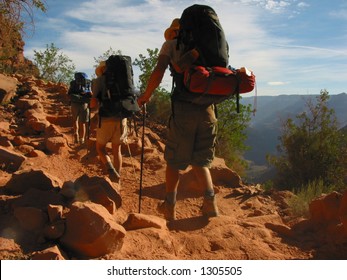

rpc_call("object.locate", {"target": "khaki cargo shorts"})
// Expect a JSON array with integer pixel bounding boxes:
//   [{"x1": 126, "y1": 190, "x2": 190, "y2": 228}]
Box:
[
  {"x1": 71, "y1": 102, "x2": 89, "y2": 123},
  {"x1": 164, "y1": 101, "x2": 217, "y2": 170},
  {"x1": 96, "y1": 117, "x2": 127, "y2": 146}
]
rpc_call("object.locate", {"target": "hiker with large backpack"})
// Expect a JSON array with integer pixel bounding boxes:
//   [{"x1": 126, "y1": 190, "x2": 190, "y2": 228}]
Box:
[
  {"x1": 68, "y1": 72, "x2": 92, "y2": 145},
  {"x1": 90, "y1": 56, "x2": 139, "y2": 183},
  {"x1": 137, "y1": 6, "x2": 228, "y2": 221}
]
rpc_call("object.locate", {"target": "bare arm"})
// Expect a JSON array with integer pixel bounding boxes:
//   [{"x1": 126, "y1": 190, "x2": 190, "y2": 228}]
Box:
[{"x1": 138, "y1": 54, "x2": 171, "y2": 106}]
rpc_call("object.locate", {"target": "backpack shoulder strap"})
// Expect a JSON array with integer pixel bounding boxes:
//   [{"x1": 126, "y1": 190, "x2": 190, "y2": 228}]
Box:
[
  {"x1": 69, "y1": 80, "x2": 82, "y2": 95},
  {"x1": 169, "y1": 63, "x2": 185, "y2": 94}
]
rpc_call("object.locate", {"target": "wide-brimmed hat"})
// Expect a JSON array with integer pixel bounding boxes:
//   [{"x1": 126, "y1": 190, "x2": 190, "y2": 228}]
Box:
[
  {"x1": 164, "y1": 18, "x2": 180, "y2": 41},
  {"x1": 95, "y1": 61, "x2": 106, "y2": 77}
]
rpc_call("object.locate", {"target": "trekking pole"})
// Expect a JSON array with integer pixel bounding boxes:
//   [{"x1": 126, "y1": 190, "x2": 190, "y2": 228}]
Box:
[{"x1": 138, "y1": 104, "x2": 146, "y2": 213}]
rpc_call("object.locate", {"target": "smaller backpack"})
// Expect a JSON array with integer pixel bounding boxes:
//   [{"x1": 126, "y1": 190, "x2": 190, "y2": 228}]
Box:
[
  {"x1": 98, "y1": 55, "x2": 139, "y2": 118},
  {"x1": 74, "y1": 72, "x2": 87, "y2": 89},
  {"x1": 68, "y1": 72, "x2": 92, "y2": 103}
]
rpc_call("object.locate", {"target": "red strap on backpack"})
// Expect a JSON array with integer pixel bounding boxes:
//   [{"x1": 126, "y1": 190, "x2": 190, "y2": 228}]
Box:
[
  {"x1": 177, "y1": 64, "x2": 256, "y2": 109},
  {"x1": 235, "y1": 67, "x2": 257, "y2": 115},
  {"x1": 236, "y1": 67, "x2": 256, "y2": 94},
  {"x1": 184, "y1": 66, "x2": 238, "y2": 96}
]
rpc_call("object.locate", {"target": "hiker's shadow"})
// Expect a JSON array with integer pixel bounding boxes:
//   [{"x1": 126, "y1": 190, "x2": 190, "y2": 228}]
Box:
[
  {"x1": 140, "y1": 183, "x2": 165, "y2": 200},
  {"x1": 224, "y1": 191, "x2": 258, "y2": 204},
  {"x1": 69, "y1": 141, "x2": 98, "y2": 164},
  {"x1": 139, "y1": 184, "x2": 211, "y2": 232},
  {"x1": 140, "y1": 180, "x2": 205, "y2": 201},
  {"x1": 167, "y1": 216, "x2": 210, "y2": 231}
]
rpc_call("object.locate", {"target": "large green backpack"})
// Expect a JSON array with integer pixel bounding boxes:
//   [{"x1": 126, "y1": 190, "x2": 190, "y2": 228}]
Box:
[
  {"x1": 173, "y1": 4, "x2": 255, "y2": 108},
  {"x1": 98, "y1": 55, "x2": 139, "y2": 118},
  {"x1": 172, "y1": 4, "x2": 234, "y2": 105},
  {"x1": 177, "y1": 4, "x2": 229, "y2": 67}
]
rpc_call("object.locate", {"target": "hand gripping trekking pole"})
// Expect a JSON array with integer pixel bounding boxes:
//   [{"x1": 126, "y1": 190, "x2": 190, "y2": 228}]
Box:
[{"x1": 138, "y1": 104, "x2": 146, "y2": 213}]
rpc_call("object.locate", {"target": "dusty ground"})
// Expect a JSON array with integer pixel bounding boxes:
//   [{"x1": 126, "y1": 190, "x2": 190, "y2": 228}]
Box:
[{"x1": 0, "y1": 78, "x2": 346, "y2": 260}]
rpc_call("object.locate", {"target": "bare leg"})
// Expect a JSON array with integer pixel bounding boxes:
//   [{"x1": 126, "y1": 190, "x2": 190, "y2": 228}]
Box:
[
  {"x1": 96, "y1": 142, "x2": 109, "y2": 166},
  {"x1": 158, "y1": 164, "x2": 179, "y2": 220},
  {"x1": 192, "y1": 165, "x2": 218, "y2": 217},
  {"x1": 96, "y1": 142, "x2": 119, "y2": 181},
  {"x1": 112, "y1": 143, "x2": 122, "y2": 176},
  {"x1": 165, "y1": 164, "x2": 180, "y2": 193},
  {"x1": 73, "y1": 120, "x2": 78, "y2": 134},
  {"x1": 79, "y1": 122, "x2": 86, "y2": 142},
  {"x1": 73, "y1": 120, "x2": 79, "y2": 142},
  {"x1": 191, "y1": 166, "x2": 214, "y2": 195}
]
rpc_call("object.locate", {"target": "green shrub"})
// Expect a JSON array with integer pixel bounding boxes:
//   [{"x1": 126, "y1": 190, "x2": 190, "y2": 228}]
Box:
[
  {"x1": 33, "y1": 43, "x2": 75, "y2": 84},
  {"x1": 288, "y1": 179, "x2": 330, "y2": 217},
  {"x1": 268, "y1": 90, "x2": 347, "y2": 191}
]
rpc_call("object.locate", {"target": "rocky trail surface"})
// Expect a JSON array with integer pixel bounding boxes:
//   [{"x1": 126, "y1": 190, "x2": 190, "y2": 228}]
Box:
[{"x1": 0, "y1": 74, "x2": 347, "y2": 260}]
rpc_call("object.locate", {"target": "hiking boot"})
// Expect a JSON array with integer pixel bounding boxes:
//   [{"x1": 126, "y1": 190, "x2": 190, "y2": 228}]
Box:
[
  {"x1": 108, "y1": 168, "x2": 120, "y2": 183},
  {"x1": 201, "y1": 195, "x2": 219, "y2": 218},
  {"x1": 157, "y1": 199, "x2": 176, "y2": 221}
]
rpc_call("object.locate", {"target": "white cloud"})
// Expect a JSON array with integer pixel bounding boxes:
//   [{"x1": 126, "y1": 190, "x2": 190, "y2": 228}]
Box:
[
  {"x1": 330, "y1": 9, "x2": 347, "y2": 20},
  {"x1": 265, "y1": 0, "x2": 290, "y2": 12},
  {"x1": 297, "y1": 2, "x2": 310, "y2": 9},
  {"x1": 268, "y1": 81, "x2": 290, "y2": 86},
  {"x1": 227, "y1": 0, "x2": 310, "y2": 14}
]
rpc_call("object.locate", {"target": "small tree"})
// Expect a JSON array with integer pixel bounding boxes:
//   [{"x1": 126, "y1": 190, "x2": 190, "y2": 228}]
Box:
[
  {"x1": 268, "y1": 90, "x2": 347, "y2": 191},
  {"x1": 33, "y1": 43, "x2": 75, "y2": 84},
  {"x1": 133, "y1": 48, "x2": 171, "y2": 123},
  {"x1": 215, "y1": 97, "x2": 252, "y2": 174}
]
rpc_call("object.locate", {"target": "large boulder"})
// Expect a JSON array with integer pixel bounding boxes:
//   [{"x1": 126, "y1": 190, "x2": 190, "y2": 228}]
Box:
[
  {"x1": 210, "y1": 157, "x2": 243, "y2": 187},
  {"x1": 74, "y1": 174, "x2": 122, "y2": 214},
  {"x1": 177, "y1": 157, "x2": 243, "y2": 198},
  {"x1": 5, "y1": 169, "x2": 62, "y2": 195},
  {"x1": 13, "y1": 206, "x2": 48, "y2": 232},
  {"x1": 60, "y1": 201, "x2": 126, "y2": 258},
  {"x1": 309, "y1": 191, "x2": 342, "y2": 225},
  {"x1": 0, "y1": 146, "x2": 26, "y2": 172},
  {"x1": 11, "y1": 188, "x2": 65, "y2": 210}
]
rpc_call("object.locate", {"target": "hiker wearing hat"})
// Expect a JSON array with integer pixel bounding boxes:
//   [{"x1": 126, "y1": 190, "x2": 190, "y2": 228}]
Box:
[
  {"x1": 68, "y1": 72, "x2": 92, "y2": 145},
  {"x1": 137, "y1": 18, "x2": 219, "y2": 221},
  {"x1": 90, "y1": 61, "x2": 126, "y2": 183}
]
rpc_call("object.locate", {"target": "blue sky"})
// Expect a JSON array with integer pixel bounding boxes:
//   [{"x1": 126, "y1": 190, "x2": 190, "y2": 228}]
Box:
[{"x1": 23, "y1": 0, "x2": 347, "y2": 96}]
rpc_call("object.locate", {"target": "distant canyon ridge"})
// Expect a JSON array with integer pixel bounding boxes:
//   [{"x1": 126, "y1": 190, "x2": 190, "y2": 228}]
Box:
[{"x1": 241, "y1": 93, "x2": 347, "y2": 181}]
